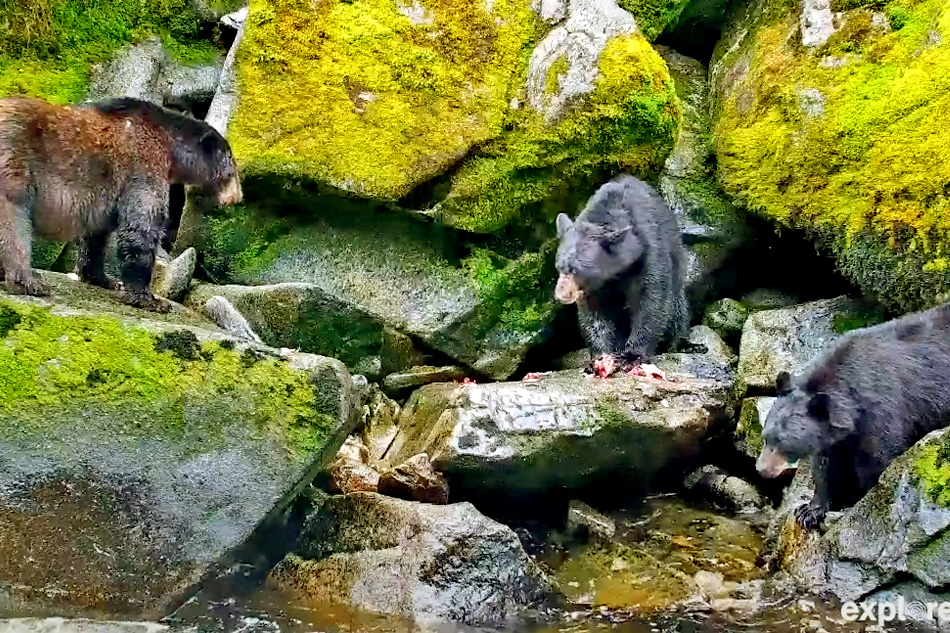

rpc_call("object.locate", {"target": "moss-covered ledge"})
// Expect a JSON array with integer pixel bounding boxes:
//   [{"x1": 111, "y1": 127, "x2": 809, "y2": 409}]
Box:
[
  {"x1": 0, "y1": 271, "x2": 357, "y2": 619},
  {"x1": 711, "y1": 0, "x2": 950, "y2": 312}
]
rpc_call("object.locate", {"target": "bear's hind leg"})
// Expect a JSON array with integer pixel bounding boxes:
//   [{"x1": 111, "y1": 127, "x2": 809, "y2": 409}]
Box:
[
  {"x1": 0, "y1": 196, "x2": 48, "y2": 296},
  {"x1": 78, "y1": 232, "x2": 122, "y2": 291}
]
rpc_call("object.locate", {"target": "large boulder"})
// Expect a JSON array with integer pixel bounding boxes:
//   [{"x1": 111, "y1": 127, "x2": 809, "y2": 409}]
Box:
[
  {"x1": 225, "y1": 0, "x2": 679, "y2": 233},
  {"x1": 656, "y1": 47, "x2": 750, "y2": 302},
  {"x1": 186, "y1": 227, "x2": 557, "y2": 379},
  {"x1": 710, "y1": 0, "x2": 950, "y2": 312},
  {"x1": 380, "y1": 353, "x2": 737, "y2": 496},
  {"x1": 0, "y1": 272, "x2": 358, "y2": 619},
  {"x1": 771, "y1": 427, "x2": 950, "y2": 630},
  {"x1": 271, "y1": 492, "x2": 555, "y2": 627},
  {"x1": 735, "y1": 296, "x2": 880, "y2": 396}
]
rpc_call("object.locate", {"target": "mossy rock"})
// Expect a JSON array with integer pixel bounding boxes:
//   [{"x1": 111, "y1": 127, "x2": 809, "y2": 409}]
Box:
[
  {"x1": 618, "y1": 0, "x2": 691, "y2": 40},
  {"x1": 0, "y1": 0, "x2": 218, "y2": 104},
  {"x1": 191, "y1": 195, "x2": 558, "y2": 379},
  {"x1": 0, "y1": 271, "x2": 357, "y2": 618},
  {"x1": 227, "y1": 0, "x2": 680, "y2": 234},
  {"x1": 710, "y1": 0, "x2": 950, "y2": 312}
]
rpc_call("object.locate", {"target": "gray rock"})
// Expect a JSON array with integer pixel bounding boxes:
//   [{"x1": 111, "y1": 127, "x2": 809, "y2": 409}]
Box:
[
  {"x1": 554, "y1": 348, "x2": 591, "y2": 370},
  {"x1": 360, "y1": 384, "x2": 402, "y2": 463},
  {"x1": 151, "y1": 247, "x2": 196, "y2": 302},
  {"x1": 684, "y1": 465, "x2": 765, "y2": 513},
  {"x1": 383, "y1": 355, "x2": 736, "y2": 496},
  {"x1": 797, "y1": 87, "x2": 826, "y2": 117},
  {"x1": 206, "y1": 8, "x2": 246, "y2": 136},
  {"x1": 800, "y1": 0, "x2": 835, "y2": 47},
  {"x1": 352, "y1": 356, "x2": 383, "y2": 383},
  {"x1": 865, "y1": 581, "x2": 950, "y2": 632},
  {"x1": 0, "y1": 272, "x2": 357, "y2": 619},
  {"x1": 735, "y1": 397, "x2": 776, "y2": 460},
  {"x1": 525, "y1": 0, "x2": 636, "y2": 122},
  {"x1": 703, "y1": 298, "x2": 749, "y2": 339},
  {"x1": 739, "y1": 288, "x2": 799, "y2": 312},
  {"x1": 566, "y1": 500, "x2": 616, "y2": 541},
  {"x1": 380, "y1": 327, "x2": 433, "y2": 376},
  {"x1": 0, "y1": 620, "x2": 169, "y2": 633},
  {"x1": 271, "y1": 492, "x2": 554, "y2": 626},
  {"x1": 736, "y1": 296, "x2": 865, "y2": 396},
  {"x1": 87, "y1": 38, "x2": 167, "y2": 103},
  {"x1": 688, "y1": 325, "x2": 736, "y2": 366},
  {"x1": 184, "y1": 209, "x2": 553, "y2": 379},
  {"x1": 655, "y1": 47, "x2": 750, "y2": 302},
  {"x1": 200, "y1": 295, "x2": 263, "y2": 343},
  {"x1": 772, "y1": 428, "x2": 950, "y2": 607},
  {"x1": 383, "y1": 365, "x2": 467, "y2": 396},
  {"x1": 160, "y1": 63, "x2": 222, "y2": 107}
]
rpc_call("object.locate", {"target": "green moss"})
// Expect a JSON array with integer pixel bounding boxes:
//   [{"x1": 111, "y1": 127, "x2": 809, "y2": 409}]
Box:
[
  {"x1": 913, "y1": 438, "x2": 950, "y2": 506},
  {"x1": 462, "y1": 242, "x2": 557, "y2": 337},
  {"x1": 0, "y1": 300, "x2": 335, "y2": 457},
  {"x1": 832, "y1": 305, "x2": 886, "y2": 333},
  {"x1": 714, "y1": 0, "x2": 950, "y2": 311},
  {"x1": 617, "y1": 0, "x2": 691, "y2": 40},
  {"x1": 0, "y1": 0, "x2": 216, "y2": 103},
  {"x1": 229, "y1": 0, "x2": 540, "y2": 199},
  {"x1": 439, "y1": 33, "x2": 680, "y2": 233},
  {"x1": 545, "y1": 54, "x2": 569, "y2": 95}
]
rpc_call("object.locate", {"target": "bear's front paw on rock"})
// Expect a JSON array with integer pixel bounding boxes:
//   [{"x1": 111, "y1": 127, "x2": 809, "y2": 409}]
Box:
[
  {"x1": 793, "y1": 501, "x2": 827, "y2": 530},
  {"x1": 8, "y1": 270, "x2": 50, "y2": 297},
  {"x1": 122, "y1": 289, "x2": 172, "y2": 313}
]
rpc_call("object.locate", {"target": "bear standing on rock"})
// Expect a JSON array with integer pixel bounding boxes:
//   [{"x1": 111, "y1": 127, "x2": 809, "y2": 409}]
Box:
[
  {"x1": 757, "y1": 303, "x2": 950, "y2": 529},
  {"x1": 0, "y1": 96, "x2": 242, "y2": 311},
  {"x1": 554, "y1": 175, "x2": 690, "y2": 375}
]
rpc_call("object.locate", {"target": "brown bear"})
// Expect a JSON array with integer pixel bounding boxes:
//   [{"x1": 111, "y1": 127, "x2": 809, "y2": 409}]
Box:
[{"x1": 0, "y1": 96, "x2": 242, "y2": 311}]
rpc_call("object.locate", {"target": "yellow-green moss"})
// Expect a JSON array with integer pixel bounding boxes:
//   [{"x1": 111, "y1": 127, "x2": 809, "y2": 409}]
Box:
[
  {"x1": 0, "y1": 300, "x2": 336, "y2": 458},
  {"x1": 545, "y1": 54, "x2": 569, "y2": 95},
  {"x1": 0, "y1": 0, "x2": 217, "y2": 104},
  {"x1": 913, "y1": 438, "x2": 950, "y2": 506},
  {"x1": 228, "y1": 0, "x2": 540, "y2": 199},
  {"x1": 462, "y1": 242, "x2": 558, "y2": 336},
  {"x1": 438, "y1": 33, "x2": 681, "y2": 233},
  {"x1": 617, "y1": 0, "x2": 691, "y2": 41},
  {"x1": 714, "y1": 0, "x2": 950, "y2": 310}
]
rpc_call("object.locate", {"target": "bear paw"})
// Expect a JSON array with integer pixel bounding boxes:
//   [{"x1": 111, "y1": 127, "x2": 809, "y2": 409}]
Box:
[
  {"x1": 122, "y1": 290, "x2": 172, "y2": 313},
  {"x1": 8, "y1": 271, "x2": 50, "y2": 297},
  {"x1": 793, "y1": 502, "x2": 826, "y2": 530}
]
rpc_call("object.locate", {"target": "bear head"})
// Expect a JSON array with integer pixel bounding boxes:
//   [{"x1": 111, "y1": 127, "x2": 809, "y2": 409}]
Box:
[
  {"x1": 756, "y1": 370, "x2": 856, "y2": 478},
  {"x1": 554, "y1": 212, "x2": 642, "y2": 304}
]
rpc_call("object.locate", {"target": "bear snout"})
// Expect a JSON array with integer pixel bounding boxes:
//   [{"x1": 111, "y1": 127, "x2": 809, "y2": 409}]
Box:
[
  {"x1": 217, "y1": 177, "x2": 243, "y2": 206},
  {"x1": 756, "y1": 444, "x2": 792, "y2": 478},
  {"x1": 555, "y1": 273, "x2": 583, "y2": 304}
]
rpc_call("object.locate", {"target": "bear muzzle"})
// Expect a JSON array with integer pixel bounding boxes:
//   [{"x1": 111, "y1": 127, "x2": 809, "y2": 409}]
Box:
[
  {"x1": 217, "y1": 177, "x2": 243, "y2": 206},
  {"x1": 756, "y1": 444, "x2": 794, "y2": 478},
  {"x1": 555, "y1": 273, "x2": 584, "y2": 304}
]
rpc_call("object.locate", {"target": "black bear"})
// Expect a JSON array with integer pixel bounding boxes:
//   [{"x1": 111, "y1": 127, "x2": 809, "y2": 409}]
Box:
[
  {"x1": 554, "y1": 175, "x2": 689, "y2": 375},
  {"x1": 0, "y1": 96, "x2": 242, "y2": 311},
  {"x1": 757, "y1": 303, "x2": 950, "y2": 529}
]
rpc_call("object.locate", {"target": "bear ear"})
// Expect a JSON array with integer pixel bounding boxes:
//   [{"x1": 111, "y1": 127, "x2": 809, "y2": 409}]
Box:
[
  {"x1": 556, "y1": 213, "x2": 573, "y2": 238},
  {"x1": 199, "y1": 131, "x2": 221, "y2": 154},
  {"x1": 806, "y1": 392, "x2": 830, "y2": 422},
  {"x1": 775, "y1": 371, "x2": 792, "y2": 395}
]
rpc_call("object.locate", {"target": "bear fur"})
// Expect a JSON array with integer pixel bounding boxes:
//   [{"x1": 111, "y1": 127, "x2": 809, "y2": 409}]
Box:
[
  {"x1": 757, "y1": 303, "x2": 950, "y2": 529},
  {"x1": 554, "y1": 175, "x2": 689, "y2": 372},
  {"x1": 0, "y1": 96, "x2": 242, "y2": 311}
]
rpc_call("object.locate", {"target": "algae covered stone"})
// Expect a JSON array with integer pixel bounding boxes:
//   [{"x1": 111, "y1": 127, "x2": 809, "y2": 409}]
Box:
[
  {"x1": 711, "y1": 0, "x2": 950, "y2": 311},
  {"x1": 228, "y1": 0, "x2": 680, "y2": 235},
  {"x1": 0, "y1": 272, "x2": 357, "y2": 619},
  {"x1": 229, "y1": 0, "x2": 539, "y2": 198}
]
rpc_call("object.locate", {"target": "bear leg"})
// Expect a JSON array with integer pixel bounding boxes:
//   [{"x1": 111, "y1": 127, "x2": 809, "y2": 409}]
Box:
[
  {"x1": 78, "y1": 232, "x2": 123, "y2": 291},
  {"x1": 0, "y1": 196, "x2": 48, "y2": 296}
]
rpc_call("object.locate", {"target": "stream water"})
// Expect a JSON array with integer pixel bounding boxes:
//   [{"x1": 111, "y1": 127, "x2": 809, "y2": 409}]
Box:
[{"x1": 160, "y1": 496, "x2": 924, "y2": 633}]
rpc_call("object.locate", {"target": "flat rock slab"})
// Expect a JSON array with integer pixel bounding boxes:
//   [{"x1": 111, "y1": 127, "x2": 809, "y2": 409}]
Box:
[
  {"x1": 383, "y1": 353, "x2": 737, "y2": 495},
  {"x1": 0, "y1": 272, "x2": 358, "y2": 619}
]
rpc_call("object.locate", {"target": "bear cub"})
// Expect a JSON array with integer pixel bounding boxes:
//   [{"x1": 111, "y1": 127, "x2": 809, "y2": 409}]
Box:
[
  {"x1": 0, "y1": 96, "x2": 242, "y2": 311},
  {"x1": 757, "y1": 303, "x2": 950, "y2": 529},
  {"x1": 554, "y1": 175, "x2": 691, "y2": 375}
]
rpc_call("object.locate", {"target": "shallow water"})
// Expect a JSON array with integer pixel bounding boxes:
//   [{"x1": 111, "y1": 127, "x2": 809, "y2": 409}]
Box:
[{"x1": 163, "y1": 496, "x2": 922, "y2": 633}]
